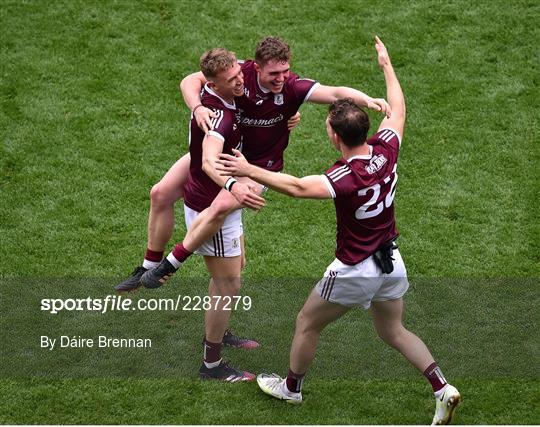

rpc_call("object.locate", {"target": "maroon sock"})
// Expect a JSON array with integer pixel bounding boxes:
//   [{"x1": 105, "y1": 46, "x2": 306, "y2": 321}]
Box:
[
  {"x1": 286, "y1": 369, "x2": 305, "y2": 393},
  {"x1": 145, "y1": 249, "x2": 163, "y2": 262},
  {"x1": 172, "y1": 243, "x2": 192, "y2": 263},
  {"x1": 423, "y1": 362, "x2": 447, "y2": 392},
  {"x1": 203, "y1": 339, "x2": 222, "y2": 364}
]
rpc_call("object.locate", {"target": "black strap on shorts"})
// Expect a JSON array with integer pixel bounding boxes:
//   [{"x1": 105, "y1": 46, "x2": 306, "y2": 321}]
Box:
[{"x1": 372, "y1": 239, "x2": 398, "y2": 274}]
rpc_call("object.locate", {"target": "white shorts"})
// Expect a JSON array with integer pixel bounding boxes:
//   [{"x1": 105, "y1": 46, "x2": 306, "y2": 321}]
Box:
[
  {"x1": 315, "y1": 249, "x2": 409, "y2": 309},
  {"x1": 184, "y1": 205, "x2": 243, "y2": 258}
]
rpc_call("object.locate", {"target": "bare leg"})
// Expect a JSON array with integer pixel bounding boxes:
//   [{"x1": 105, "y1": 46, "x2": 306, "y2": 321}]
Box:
[
  {"x1": 181, "y1": 177, "x2": 262, "y2": 253},
  {"x1": 182, "y1": 189, "x2": 241, "y2": 252},
  {"x1": 115, "y1": 154, "x2": 191, "y2": 291},
  {"x1": 370, "y1": 298, "x2": 434, "y2": 372},
  {"x1": 147, "y1": 154, "x2": 190, "y2": 251},
  {"x1": 240, "y1": 234, "x2": 246, "y2": 270},
  {"x1": 289, "y1": 290, "x2": 350, "y2": 374},
  {"x1": 203, "y1": 255, "x2": 242, "y2": 343}
]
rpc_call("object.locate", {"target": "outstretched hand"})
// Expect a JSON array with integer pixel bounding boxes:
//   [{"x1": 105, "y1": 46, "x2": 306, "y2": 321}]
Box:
[
  {"x1": 216, "y1": 149, "x2": 251, "y2": 177},
  {"x1": 375, "y1": 35, "x2": 390, "y2": 68}
]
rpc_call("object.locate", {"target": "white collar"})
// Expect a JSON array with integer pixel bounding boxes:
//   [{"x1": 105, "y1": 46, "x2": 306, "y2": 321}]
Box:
[
  {"x1": 256, "y1": 75, "x2": 271, "y2": 94},
  {"x1": 204, "y1": 84, "x2": 236, "y2": 109},
  {"x1": 347, "y1": 145, "x2": 373, "y2": 161}
]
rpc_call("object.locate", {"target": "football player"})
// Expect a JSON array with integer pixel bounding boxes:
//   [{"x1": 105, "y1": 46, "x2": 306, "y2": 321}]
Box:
[
  {"x1": 216, "y1": 36, "x2": 461, "y2": 424},
  {"x1": 144, "y1": 48, "x2": 263, "y2": 381},
  {"x1": 115, "y1": 36, "x2": 390, "y2": 294}
]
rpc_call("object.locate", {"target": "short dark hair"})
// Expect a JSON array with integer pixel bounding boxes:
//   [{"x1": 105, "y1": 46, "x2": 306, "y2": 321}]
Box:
[
  {"x1": 255, "y1": 36, "x2": 291, "y2": 66},
  {"x1": 200, "y1": 48, "x2": 237, "y2": 80},
  {"x1": 328, "y1": 98, "x2": 370, "y2": 147}
]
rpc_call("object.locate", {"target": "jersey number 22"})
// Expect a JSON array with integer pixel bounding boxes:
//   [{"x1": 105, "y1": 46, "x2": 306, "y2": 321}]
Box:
[{"x1": 355, "y1": 165, "x2": 398, "y2": 220}]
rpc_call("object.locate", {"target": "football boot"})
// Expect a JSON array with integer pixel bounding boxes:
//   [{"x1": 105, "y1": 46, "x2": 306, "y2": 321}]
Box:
[
  {"x1": 199, "y1": 359, "x2": 255, "y2": 382},
  {"x1": 257, "y1": 373, "x2": 302, "y2": 403},
  {"x1": 432, "y1": 384, "x2": 461, "y2": 425},
  {"x1": 140, "y1": 258, "x2": 177, "y2": 289},
  {"x1": 222, "y1": 329, "x2": 260, "y2": 349},
  {"x1": 114, "y1": 266, "x2": 147, "y2": 293}
]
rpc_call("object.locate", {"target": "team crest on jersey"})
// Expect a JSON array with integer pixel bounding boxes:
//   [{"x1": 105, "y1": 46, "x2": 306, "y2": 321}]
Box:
[
  {"x1": 365, "y1": 154, "x2": 388, "y2": 174},
  {"x1": 274, "y1": 93, "x2": 284, "y2": 105}
]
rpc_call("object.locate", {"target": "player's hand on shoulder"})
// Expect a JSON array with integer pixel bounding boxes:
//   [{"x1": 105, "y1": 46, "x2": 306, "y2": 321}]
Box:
[
  {"x1": 216, "y1": 149, "x2": 250, "y2": 177},
  {"x1": 195, "y1": 106, "x2": 218, "y2": 134},
  {"x1": 230, "y1": 181, "x2": 265, "y2": 211}
]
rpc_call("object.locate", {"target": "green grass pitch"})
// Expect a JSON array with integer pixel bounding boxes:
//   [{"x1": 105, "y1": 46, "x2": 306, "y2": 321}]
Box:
[{"x1": 1, "y1": 0, "x2": 538, "y2": 424}]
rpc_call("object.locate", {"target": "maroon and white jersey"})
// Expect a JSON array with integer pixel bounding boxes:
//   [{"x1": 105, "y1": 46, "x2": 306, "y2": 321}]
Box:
[
  {"x1": 184, "y1": 84, "x2": 242, "y2": 212},
  {"x1": 322, "y1": 128, "x2": 402, "y2": 265},
  {"x1": 235, "y1": 60, "x2": 318, "y2": 172}
]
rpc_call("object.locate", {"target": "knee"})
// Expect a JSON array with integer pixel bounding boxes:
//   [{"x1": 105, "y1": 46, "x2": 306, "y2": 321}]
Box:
[
  {"x1": 208, "y1": 197, "x2": 236, "y2": 221},
  {"x1": 150, "y1": 183, "x2": 176, "y2": 209},
  {"x1": 212, "y1": 276, "x2": 241, "y2": 296},
  {"x1": 376, "y1": 325, "x2": 406, "y2": 347},
  {"x1": 227, "y1": 278, "x2": 242, "y2": 295},
  {"x1": 295, "y1": 311, "x2": 307, "y2": 333},
  {"x1": 295, "y1": 309, "x2": 318, "y2": 335}
]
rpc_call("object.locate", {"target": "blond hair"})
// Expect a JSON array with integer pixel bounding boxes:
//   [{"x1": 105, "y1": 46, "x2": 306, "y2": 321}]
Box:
[{"x1": 200, "y1": 48, "x2": 237, "y2": 80}]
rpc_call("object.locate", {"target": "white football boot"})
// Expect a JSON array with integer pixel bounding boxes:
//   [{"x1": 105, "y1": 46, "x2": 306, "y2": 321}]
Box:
[
  {"x1": 256, "y1": 373, "x2": 302, "y2": 404},
  {"x1": 432, "y1": 384, "x2": 461, "y2": 425}
]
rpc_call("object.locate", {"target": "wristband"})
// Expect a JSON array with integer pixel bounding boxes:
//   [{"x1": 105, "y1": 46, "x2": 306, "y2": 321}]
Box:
[
  {"x1": 224, "y1": 177, "x2": 237, "y2": 192},
  {"x1": 192, "y1": 104, "x2": 204, "y2": 114}
]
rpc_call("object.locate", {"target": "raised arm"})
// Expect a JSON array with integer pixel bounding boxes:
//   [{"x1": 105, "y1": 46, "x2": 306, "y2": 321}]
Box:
[
  {"x1": 217, "y1": 150, "x2": 332, "y2": 200},
  {"x1": 307, "y1": 84, "x2": 391, "y2": 118},
  {"x1": 179, "y1": 71, "x2": 216, "y2": 133},
  {"x1": 375, "y1": 36, "x2": 405, "y2": 138}
]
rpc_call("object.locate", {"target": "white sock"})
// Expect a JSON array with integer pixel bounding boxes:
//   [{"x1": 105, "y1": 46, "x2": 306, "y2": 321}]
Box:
[
  {"x1": 204, "y1": 358, "x2": 222, "y2": 369},
  {"x1": 142, "y1": 259, "x2": 160, "y2": 270},
  {"x1": 166, "y1": 253, "x2": 182, "y2": 269},
  {"x1": 434, "y1": 383, "x2": 449, "y2": 399},
  {"x1": 282, "y1": 380, "x2": 297, "y2": 396}
]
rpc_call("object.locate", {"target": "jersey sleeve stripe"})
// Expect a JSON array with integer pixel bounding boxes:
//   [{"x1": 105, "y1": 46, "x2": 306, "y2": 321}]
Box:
[
  {"x1": 303, "y1": 82, "x2": 320, "y2": 102},
  {"x1": 207, "y1": 130, "x2": 225, "y2": 142},
  {"x1": 378, "y1": 127, "x2": 402, "y2": 147},
  {"x1": 327, "y1": 164, "x2": 349, "y2": 179},
  {"x1": 210, "y1": 111, "x2": 218, "y2": 127},
  {"x1": 330, "y1": 169, "x2": 352, "y2": 182},
  {"x1": 211, "y1": 109, "x2": 224, "y2": 130},
  {"x1": 321, "y1": 175, "x2": 336, "y2": 199},
  {"x1": 379, "y1": 129, "x2": 393, "y2": 141}
]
